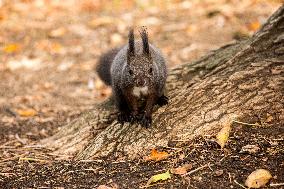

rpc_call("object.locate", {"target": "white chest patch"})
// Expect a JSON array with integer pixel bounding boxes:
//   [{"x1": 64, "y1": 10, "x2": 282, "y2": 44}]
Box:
[{"x1": 132, "y1": 86, "x2": 149, "y2": 98}]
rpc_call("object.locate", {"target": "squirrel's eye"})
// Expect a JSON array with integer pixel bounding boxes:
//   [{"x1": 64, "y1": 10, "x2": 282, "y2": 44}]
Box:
[
  {"x1": 129, "y1": 69, "x2": 133, "y2": 75},
  {"x1": 149, "y1": 67, "x2": 153, "y2": 74}
]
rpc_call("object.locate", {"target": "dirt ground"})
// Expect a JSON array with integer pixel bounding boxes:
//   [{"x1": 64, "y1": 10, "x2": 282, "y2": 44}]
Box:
[{"x1": 0, "y1": 0, "x2": 283, "y2": 188}]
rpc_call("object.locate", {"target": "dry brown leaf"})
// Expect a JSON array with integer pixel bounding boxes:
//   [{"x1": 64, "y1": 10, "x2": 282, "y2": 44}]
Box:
[
  {"x1": 216, "y1": 121, "x2": 232, "y2": 148},
  {"x1": 248, "y1": 21, "x2": 261, "y2": 32},
  {"x1": 0, "y1": 12, "x2": 6, "y2": 21},
  {"x1": 3, "y1": 44, "x2": 20, "y2": 53},
  {"x1": 266, "y1": 114, "x2": 273, "y2": 123},
  {"x1": 95, "y1": 78, "x2": 105, "y2": 90},
  {"x1": 240, "y1": 144, "x2": 260, "y2": 154},
  {"x1": 245, "y1": 169, "x2": 272, "y2": 188},
  {"x1": 97, "y1": 185, "x2": 115, "y2": 189},
  {"x1": 49, "y1": 27, "x2": 66, "y2": 38},
  {"x1": 80, "y1": 0, "x2": 102, "y2": 12},
  {"x1": 171, "y1": 163, "x2": 193, "y2": 175},
  {"x1": 16, "y1": 109, "x2": 37, "y2": 117},
  {"x1": 144, "y1": 149, "x2": 169, "y2": 161},
  {"x1": 50, "y1": 42, "x2": 64, "y2": 54},
  {"x1": 111, "y1": 33, "x2": 123, "y2": 45},
  {"x1": 214, "y1": 169, "x2": 224, "y2": 177},
  {"x1": 88, "y1": 17, "x2": 114, "y2": 27}
]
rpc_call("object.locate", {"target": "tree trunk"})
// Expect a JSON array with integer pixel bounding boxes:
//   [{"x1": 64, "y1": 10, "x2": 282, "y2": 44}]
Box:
[{"x1": 42, "y1": 5, "x2": 284, "y2": 160}]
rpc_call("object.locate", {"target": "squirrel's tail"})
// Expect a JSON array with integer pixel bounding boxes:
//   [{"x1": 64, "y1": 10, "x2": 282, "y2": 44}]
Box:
[{"x1": 96, "y1": 47, "x2": 120, "y2": 86}]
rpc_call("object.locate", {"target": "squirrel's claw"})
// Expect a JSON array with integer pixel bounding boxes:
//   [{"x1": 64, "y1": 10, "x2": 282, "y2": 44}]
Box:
[{"x1": 141, "y1": 115, "x2": 152, "y2": 128}]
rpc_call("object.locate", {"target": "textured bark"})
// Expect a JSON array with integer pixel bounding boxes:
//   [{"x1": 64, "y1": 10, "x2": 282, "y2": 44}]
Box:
[{"x1": 42, "y1": 5, "x2": 284, "y2": 160}]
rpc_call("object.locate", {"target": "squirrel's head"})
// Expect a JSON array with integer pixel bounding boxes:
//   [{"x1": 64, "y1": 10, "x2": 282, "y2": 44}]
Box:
[{"x1": 126, "y1": 28, "x2": 154, "y2": 88}]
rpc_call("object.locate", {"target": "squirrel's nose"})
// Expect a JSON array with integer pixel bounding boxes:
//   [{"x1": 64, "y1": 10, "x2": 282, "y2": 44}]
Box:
[{"x1": 137, "y1": 78, "x2": 145, "y2": 86}]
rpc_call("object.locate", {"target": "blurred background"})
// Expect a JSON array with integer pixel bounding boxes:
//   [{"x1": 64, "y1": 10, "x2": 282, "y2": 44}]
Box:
[{"x1": 0, "y1": 0, "x2": 282, "y2": 141}]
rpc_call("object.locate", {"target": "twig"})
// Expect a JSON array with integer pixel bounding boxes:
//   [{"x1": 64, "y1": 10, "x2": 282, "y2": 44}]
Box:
[
  {"x1": 15, "y1": 134, "x2": 26, "y2": 144},
  {"x1": 0, "y1": 154, "x2": 24, "y2": 163},
  {"x1": 0, "y1": 172, "x2": 16, "y2": 177},
  {"x1": 183, "y1": 163, "x2": 210, "y2": 176},
  {"x1": 233, "y1": 120, "x2": 259, "y2": 126},
  {"x1": 23, "y1": 145, "x2": 46, "y2": 149},
  {"x1": 234, "y1": 180, "x2": 247, "y2": 189},
  {"x1": 0, "y1": 139, "x2": 17, "y2": 148},
  {"x1": 140, "y1": 182, "x2": 165, "y2": 188},
  {"x1": 270, "y1": 183, "x2": 284, "y2": 187},
  {"x1": 19, "y1": 157, "x2": 47, "y2": 163}
]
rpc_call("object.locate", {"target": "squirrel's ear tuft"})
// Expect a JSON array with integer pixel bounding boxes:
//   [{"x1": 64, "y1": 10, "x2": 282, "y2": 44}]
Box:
[
  {"x1": 139, "y1": 26, "x2": 150, "y2": 56},
  {"x1": 127, "y1": 29, "x2": 135, "y2": 60}
]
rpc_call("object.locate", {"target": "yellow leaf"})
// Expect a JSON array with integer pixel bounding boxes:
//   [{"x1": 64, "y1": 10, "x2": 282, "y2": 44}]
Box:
[
  {"x1": 146, "y1": 170, "x2": 171, "y2": 186},
  {"x1": 144, "y1": 149, "x2": 169, "y2": 161},
  {"x1": 216, "y1": 121, "x2": 232, "y2": 148},
  {"x1": 245, "y1": 169, "x2": 272, "y2": 188},
  {"x1": 50, "y1": 42, "x2": 64, "y2": 53},
  {"x1": 3, "y1": 44, "x2": 20, "y2": 53},
  {"x1": 16, "y1": 109, "x2": 37, "y2": 117}
]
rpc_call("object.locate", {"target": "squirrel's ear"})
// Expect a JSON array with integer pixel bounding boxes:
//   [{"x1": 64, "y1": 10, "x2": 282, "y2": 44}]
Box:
[
  {"x1": 127, "y1": 29, "x2": 135, "y2": 62},
  {"x1": 139, "y1": 27, "x2": 150, "y2": 57}
]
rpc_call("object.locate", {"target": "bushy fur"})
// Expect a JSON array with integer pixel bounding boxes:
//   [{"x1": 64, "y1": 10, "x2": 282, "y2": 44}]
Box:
[{"x1": 96, "y1": 28, "x2": 168, "y2": 127}]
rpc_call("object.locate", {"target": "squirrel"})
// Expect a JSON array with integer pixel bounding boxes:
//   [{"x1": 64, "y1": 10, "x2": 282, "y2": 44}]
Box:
[{"x1": 96, "y1": 27, "x2": 168, "y2": 128}]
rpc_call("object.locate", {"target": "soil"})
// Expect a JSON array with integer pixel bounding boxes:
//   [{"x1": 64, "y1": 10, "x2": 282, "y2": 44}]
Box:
[
  {"x1": 0, "y1": 0, "x2": 283, "y2": 188},
  {"x1": 1, "y1": 120, "x2": 283, "y2": 189}
]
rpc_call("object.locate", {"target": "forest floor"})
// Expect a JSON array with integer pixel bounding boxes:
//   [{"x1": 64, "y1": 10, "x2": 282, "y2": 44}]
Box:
[{"x1": 0, "y1": 0, "x2": 283, "y2": 188}]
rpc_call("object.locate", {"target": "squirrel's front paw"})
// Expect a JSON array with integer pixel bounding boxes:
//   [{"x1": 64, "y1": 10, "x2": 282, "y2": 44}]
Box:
[
  {"x1": 130, "y1": 112, "x2": 140, "y2": 123},
  {"x1": 141, "y1": 115, "x2": 152, "y2": 128},
  {"x1": 118, "y1": 113, "x2": 132, "y2": 123},
  {"x1": 157, "y1": 95, "x2": 169, "y2": 106}
]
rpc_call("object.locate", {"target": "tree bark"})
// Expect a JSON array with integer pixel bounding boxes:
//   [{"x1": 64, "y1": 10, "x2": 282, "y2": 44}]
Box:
[{"x1": 42, "y1": 5, "x2": 284, "y2": 160}]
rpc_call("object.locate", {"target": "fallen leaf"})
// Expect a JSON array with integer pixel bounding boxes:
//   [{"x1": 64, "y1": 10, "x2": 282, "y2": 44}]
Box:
[
  {"x1": 49, "y1": 27, "x2": 66, "y2": 38},
  {"x1": 80, "y1": 0, "x2": 102, "y2": 12},
  {"x1": 214, "y1": 169, "x2": 224, "y2": 177},
  {"x1": 88, "y1": 16, "x2": 114, "y2": 27},
  {"x1": 138, "y1": 17, "x2": 161, "y2": 26},
  {"x1": 88, "y1": 78, "x2": 95, "y2": 90},
  {"x1": 7, "y1": 58, "x2": 42, "y2": 71},
  {"x1": 249, "y1": 21, "x2": 261, "y2": 32},
  {"x1": 144, "y1": 149, "x2": 169, "y2": 161},
  {"x1": 16, "y1": 109, "x2": 37, "y2": 117},
  {"x1": 266, "y1": 114, "x2": 273, "y2": 123},
  {"x1": 245, "y1": 169, "x2": 272, "y2": 188},
  {"x1": 216, "y1": 121, "x2": 232, "y2": 148},
  {"x1": 240, "y1": 144, "x2": 260, "y2": 154},
  {"x1": 94, "y1": 78, "x2": 104, "y2": 90},
  {"x1": 146, "y1": 170, "x2": 171, "y2": 186},
  {"x1": 0, "y1": 12, "x2": 6, "y2": 21},
  {"x1": 111, "y1": 33, "x2": 123, "y2": 45},
  {"x1": 3, "y1": 44, "x2": 20, "y2": 53},
  {"x1": 97, "y1": 185, "x2": 115, "y2": 189},
  {"x1": 50, "y1": 42, "x2": 64, "y2": 54},
  {"x1": 171, "y1": 163, "x2": 193, "y2": 175}
]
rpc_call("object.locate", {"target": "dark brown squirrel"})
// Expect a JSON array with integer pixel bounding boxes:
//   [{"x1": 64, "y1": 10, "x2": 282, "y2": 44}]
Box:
[{"x1": 96, "y1": 27, "x2": 168, "y2": 128}]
